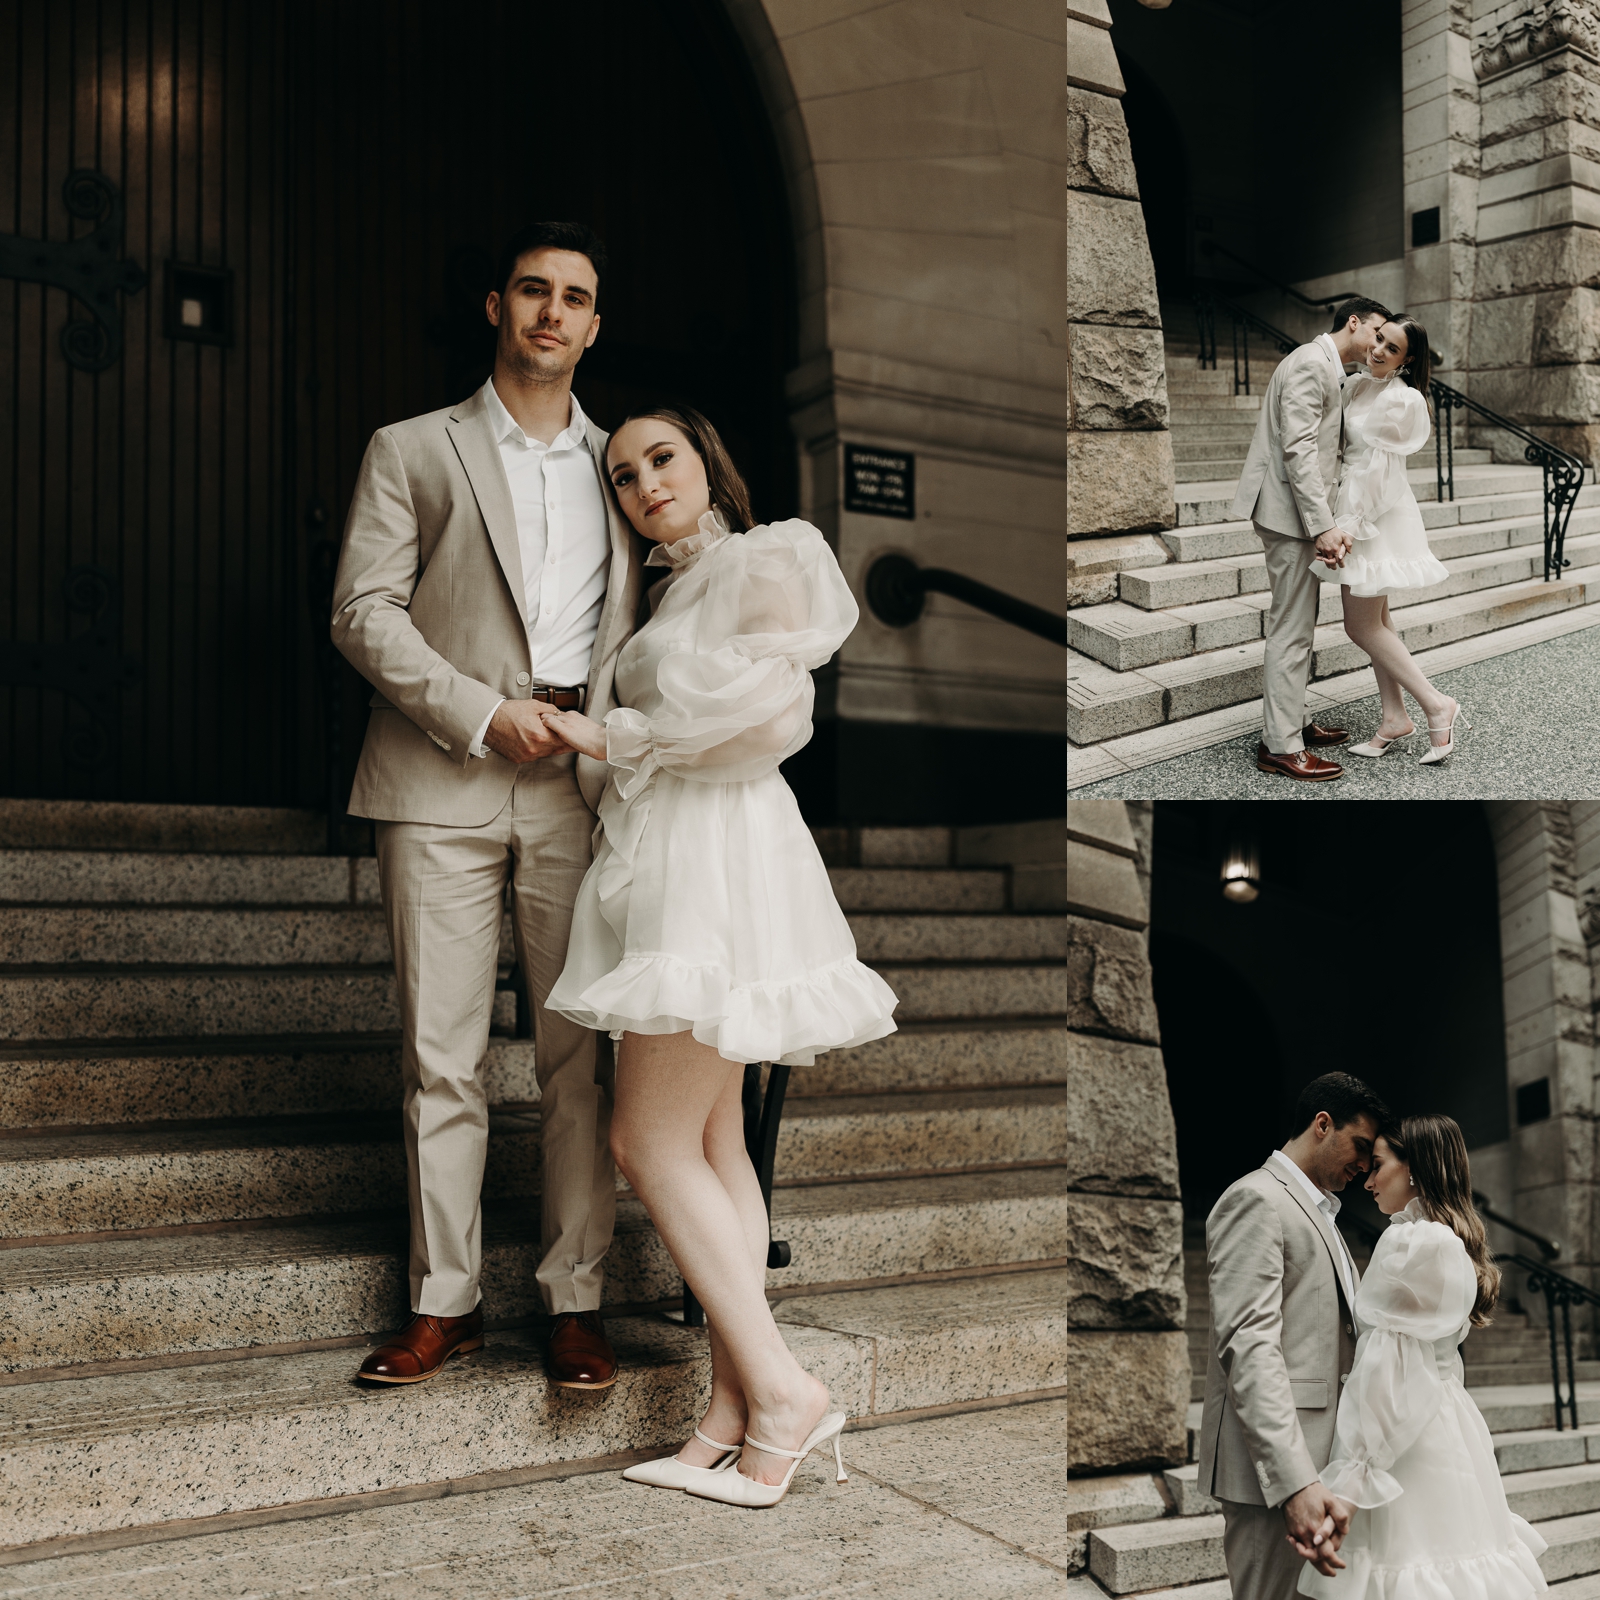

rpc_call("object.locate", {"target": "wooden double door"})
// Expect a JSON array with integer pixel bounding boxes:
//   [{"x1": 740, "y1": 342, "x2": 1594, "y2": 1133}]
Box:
[{"x1": 0, "y1": 0, "x2": 794, "y2": 807}]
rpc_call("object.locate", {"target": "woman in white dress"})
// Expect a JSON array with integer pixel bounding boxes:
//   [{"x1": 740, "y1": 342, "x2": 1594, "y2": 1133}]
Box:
[
  {"x1": 1297, "y1": 1114, "x2": 1547, "y2": 1599},
  {"x1": 538, "y1": 404, "x2": 898, "y2": 1509},
  {"x1": 1310, "y1": 316, "x2": 1468, "y2": 764}
]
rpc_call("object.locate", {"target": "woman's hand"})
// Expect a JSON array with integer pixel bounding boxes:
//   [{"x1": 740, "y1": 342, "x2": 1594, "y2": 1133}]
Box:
[{"x1": 539, "y1": 709, "x2": 609, "y2": 761}]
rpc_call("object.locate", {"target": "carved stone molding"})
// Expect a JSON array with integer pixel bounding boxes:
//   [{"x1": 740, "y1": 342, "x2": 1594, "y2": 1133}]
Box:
[{"x1": 1474, "y1": 0, "x2": 1600, "y2": 80}]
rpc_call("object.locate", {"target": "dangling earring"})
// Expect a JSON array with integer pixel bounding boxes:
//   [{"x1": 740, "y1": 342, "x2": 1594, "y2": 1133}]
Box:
[{"x1": 1408, "y1": 1175, "x2": 1415, "y2": 1188}]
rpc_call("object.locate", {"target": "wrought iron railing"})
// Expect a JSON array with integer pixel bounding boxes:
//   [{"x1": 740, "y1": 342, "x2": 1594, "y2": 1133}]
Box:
[
  {"x1": 1429, "y1": 380, "x2": 1585, "y2": 581},
  {"x1": 1473, "y1": 1190, "x2": 1560, "y2": 1260},
  {"x1": 1195, "y1": 239, "x2": 1357, "y2": 316},
  {"x1": 864, "y1": 554, "x2": 1067, "y2": 647},
  {"x1": 1192, "y1": 293, "x2": 1297, "y2": 397}
]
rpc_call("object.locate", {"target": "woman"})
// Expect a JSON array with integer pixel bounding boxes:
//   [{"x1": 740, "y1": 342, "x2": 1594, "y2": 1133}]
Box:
[
  {"x1": 1297, "y1": 1114, "x2": 1546, "y2": 1599},
  {"x1": 1310, "y1": 315, "x2": 1469, "y2": 764},
  {"x1": 538, "y1": 404, "x2": 898, "y2": 1510}
]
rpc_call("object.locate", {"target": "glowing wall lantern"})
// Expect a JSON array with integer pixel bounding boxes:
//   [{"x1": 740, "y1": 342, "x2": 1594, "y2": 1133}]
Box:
[{"x1": 1220, "y1": 840, "x2": 1260, "y2": 902}]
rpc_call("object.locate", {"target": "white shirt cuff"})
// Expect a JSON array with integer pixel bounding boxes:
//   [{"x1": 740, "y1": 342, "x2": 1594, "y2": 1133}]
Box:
[{"x1": 469, "y1": 699, "x2": 504, "y2": 759}]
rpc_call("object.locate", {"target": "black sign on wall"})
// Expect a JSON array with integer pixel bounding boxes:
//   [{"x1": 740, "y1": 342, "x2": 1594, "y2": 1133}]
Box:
[{"x1": 844, "y1": 445, "x2": 915, "y2": 519}]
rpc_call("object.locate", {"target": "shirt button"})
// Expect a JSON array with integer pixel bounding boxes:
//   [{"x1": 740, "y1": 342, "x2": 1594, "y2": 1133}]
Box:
[{"x1": 516, "y1": 672, "x2": 531, "y2": 686}]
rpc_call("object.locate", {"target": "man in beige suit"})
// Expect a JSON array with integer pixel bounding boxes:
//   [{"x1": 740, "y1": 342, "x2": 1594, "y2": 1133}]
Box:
[
  {"x1": 332, "y1": 221, "x2": 647, "y2": 1389},
  {"x1": 1199, "y1": 1072, "x2": 1389, "y2": 1599},
  {"x1": 1231, "y1": 298, "x2": 1390, "y2": 783}
]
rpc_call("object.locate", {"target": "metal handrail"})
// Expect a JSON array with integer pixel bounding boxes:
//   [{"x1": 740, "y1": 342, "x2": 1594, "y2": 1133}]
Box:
[
  {"x1": 1429, "y1": 380, "x2": 1586, "y2": 580},
  {"x1": 1197, "y1": 239, "x2": 1357, "y2": 314},
  {"x1": 1500, "y1": 1251, "x2": 1597, "y2": 1431},
  {"x1": 864, "y1": 553, "x2": 1067, "y2": 647},
  {"x1": 1192, "y1": 292, "x2": 1297, "y2": 396},
  {"x1": 1472, "y1": 1190, "x2": 1560, "y2": 1260}
]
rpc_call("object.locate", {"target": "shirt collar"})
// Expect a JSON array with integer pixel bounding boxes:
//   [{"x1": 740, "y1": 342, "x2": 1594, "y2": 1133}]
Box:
[
  {"x1": 1268, "y1": 1148, "x2": 1340, "y2": 1218},
  {"x1": 481, "y1": 377, "x2": 588, "y2": 451},
  {"x1": 1315, "y1": 332, "x2": 1344, "y2": 371}
]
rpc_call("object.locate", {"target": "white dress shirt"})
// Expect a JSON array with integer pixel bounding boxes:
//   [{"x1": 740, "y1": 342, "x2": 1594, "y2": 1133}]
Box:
[
  {"x1": 469, "y1": 379, "x2": 611, "y2": 756},
  {"x1": 1267, "y1": 1148, "x2": 1359, "y2": 1310},
  {"x1": 1316, "y1": 331, "x2": 1347, "y2": 389}
]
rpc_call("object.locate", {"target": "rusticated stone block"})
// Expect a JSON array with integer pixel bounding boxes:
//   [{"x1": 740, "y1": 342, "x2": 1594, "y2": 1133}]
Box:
[
  {"x1": 1066, "y1": 85, "x2": 1139, "y2": 199},
  {"x1": 1476, "y1": 226, "x2": 1600, "y2": 299},
  {"x1": 1064, "y1": 839, "x2": 1147, "y2": 928},
  {"x1": 1068, "y1": 430, "x2": 1177, "y2": 536},
  {"x1": 1067, "y1": 1329, "x2": 1190, "y2": 1470},
  {"x1": 1070, "y1": 325, "x2": 1169, "y2": 429},
  {"x1": 1065, "y1": 920, "x2": 1160, "y2": 1046},
  {"x1": 1472, "y1": 361, "x2": 1600, "y2": 428},
  {"x1": 1066, "y1": 1031, "x2": 1179, "y2": 1197},
  {"x1": 1066, "y1": 191, "x2": 1160, "y2": 327},
  {"x1": 1069, "y1": 1192, "x2": 1184, "y2": 1330}
]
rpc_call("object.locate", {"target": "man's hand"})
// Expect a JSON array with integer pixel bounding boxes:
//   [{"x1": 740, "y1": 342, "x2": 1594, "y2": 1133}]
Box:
[
  {"x1": 482, "y1": 701, "x2": 568, "y2": 764},
  {"x1": 539, "y1": 709, "x2": 608, "y2": 761},
  {"x1": 1283, "y1": 1483, "x2": 1351, "y2": 1576},
  {"x1": 1314, "y1": 528, "x2": 1353, "y2": 568}
]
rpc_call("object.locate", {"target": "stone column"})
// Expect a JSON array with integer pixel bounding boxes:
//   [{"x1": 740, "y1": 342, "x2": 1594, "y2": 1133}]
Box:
[
  {"x1": 1066, "y1": 797, "x2": 1188, "y2": 1472},
  {"x1": 1487, "y1": 802, "x2": 1599, "y2": 1306},
  {"x1": 1469, "y1": 1, "x2": 1600, "y2": 463},
  {"x1": 1066, "y1": 1, "x2": 1177, "y2": 608},
  {"x1": 1403, "y1": 0, "x2": 1481, "y2": 377}
]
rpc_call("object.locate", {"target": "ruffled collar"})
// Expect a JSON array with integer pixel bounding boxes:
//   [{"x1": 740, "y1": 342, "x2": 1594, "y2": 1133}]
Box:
[
  {"x1": 645, "y1": 508, "x2": 733, "y2": 569},
  {"x1": 1394, "y1": 1196, "x2": 1428, "y2": 1223}
]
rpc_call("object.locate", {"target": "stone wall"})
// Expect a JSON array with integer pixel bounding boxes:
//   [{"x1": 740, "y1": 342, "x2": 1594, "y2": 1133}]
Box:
[
  {"x1": 1066, "y1": 1, "x2": 1176, "y2": 609},
  {"x1": 1066, "y1": 798, "x2": 1189, "y2": 1473}
]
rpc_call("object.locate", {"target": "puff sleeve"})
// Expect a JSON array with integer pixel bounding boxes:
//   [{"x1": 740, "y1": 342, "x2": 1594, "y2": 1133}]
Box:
[
  {"x1": 1319, "y1": 1217, "x2": 1477, "y2": 1509},
  {"x1": 603, "y1": 520, "x2": 857, "y2": 795},
  {"x1": 1334, "y1": 384, "x2": 1431, "y2": 542}
]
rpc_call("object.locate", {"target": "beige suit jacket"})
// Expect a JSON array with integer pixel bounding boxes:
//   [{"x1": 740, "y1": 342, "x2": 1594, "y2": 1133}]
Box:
[
  {"x1": 331, "y1": 387, "x2": 649, "y2": 824},
  {"x1": 1229, "y1": 337, "x2": 1345, "y2": 540},
  {"x1": 1197, "y1": 1162, "x2": 1359, "y2": 1508}
]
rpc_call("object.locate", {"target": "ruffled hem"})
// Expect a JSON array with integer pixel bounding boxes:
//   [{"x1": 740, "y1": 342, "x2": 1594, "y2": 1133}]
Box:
[
  {"x1": 552, "y1": 950, "x2": 899, "y2": 1066},
  {"x1": 1297, "y1": 1532, "x2": 1547, "y2": 1600},
  {"x1": 1309, "y1": 553, "x2": 1449, "y2": 595}
]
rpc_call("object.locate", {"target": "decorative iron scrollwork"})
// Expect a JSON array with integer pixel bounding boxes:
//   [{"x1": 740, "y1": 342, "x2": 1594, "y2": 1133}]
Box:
[
  {"x1": 0, "y1": 565, "x2": 142, "y2": 768},
  {"x1": 0, "y1": 170, "x2": 148, "y2": 371}
]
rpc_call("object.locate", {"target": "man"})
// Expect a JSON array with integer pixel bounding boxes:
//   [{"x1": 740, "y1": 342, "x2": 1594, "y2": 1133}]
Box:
[
  {"x1": 1198, "y1": 1072, "x2": 1389, "y2": 1599},
  {"x1": 331, "y1": 220, "x2": 647, "y2": 1389},
  {"x1": 1232, "y1": 297, "x2": 1391, "y2": 783}
]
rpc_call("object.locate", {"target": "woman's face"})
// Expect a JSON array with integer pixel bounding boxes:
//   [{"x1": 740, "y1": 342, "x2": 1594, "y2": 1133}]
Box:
[
  {"x1": 1365, "y1": 1135, "x2": 1414, "y2": 1215},
  {"x1": 606, "y1": 418, "x2": 712, "y2": 544},
  {"x1": 1369, "y1": 321, "x2": 1409, "y2": 379}
]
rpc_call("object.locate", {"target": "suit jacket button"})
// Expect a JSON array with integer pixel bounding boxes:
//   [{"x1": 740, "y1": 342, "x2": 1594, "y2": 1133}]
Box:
[{"x1": 516, "y1": 672, "x2": 531, "y2": 686}]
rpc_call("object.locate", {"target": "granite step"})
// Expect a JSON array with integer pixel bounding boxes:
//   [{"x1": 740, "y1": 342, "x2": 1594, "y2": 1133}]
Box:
[
  {"x1": 0, "y1": 1263, "x2": 1072, "y2": 1550},
  {"x1": 1470, "y1": 1360, "x2": 1600, "y2": 1388},
  {"x1": 0, "y1": 906, "x2": 1066, "y2": 968},
  {"x1": 0, "y1": 1020, "x2": 1070, "y2": 1128},
  {"x1": 1542, "y1": 1511, "x2": 1600, "y2": 1583},
  {"x1": 1087, "y1": 1511, "x2": 1227, "y2": 1594},
  {"x1": 1472, "y1": 1382, "x2": 1600, "y2": 1434},
  {"x1": 0, "y1": 1085, "x2": 1071, "y2": 1236},
  {"x1": 1495, "y1": 1425, "x2": 1600, "y2": 1475},
  {"x1": 1504, "y1": 1462, "x2": 1600, "y2": 1524},
  {"x1": 0, "y1": 1166, "x2": 1073, "y2": 1371},
  {"x1": 0, "y1": 959, "x2": 1064, "y2": 1043}
]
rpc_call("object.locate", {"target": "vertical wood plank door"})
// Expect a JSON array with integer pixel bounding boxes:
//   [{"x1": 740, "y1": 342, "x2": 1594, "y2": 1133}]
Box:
[{"x1": 1, "y1": 0, "x2": 793, "y2": 810}]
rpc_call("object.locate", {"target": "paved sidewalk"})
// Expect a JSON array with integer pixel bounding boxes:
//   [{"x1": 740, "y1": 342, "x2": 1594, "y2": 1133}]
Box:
[
  {"x1": 1069, "y1": 625, "x2": 1600, "y2": 800},
  {"x1": 0, "y1": 1399, "x2": 1075, "y2": 1598}
]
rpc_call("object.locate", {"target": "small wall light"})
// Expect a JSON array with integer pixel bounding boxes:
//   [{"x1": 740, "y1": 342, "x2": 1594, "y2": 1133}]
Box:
[
  {"x1": 1221, "y1": 842, "x2": 1260, "y2": 903},
  {"x1": 163, "y1": 261, "x2": 233, "y2": 347}
]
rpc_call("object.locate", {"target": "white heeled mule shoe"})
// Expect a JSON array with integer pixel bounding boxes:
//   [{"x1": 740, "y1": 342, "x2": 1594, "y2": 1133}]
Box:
[
  {"x1": 1347, "y1": 726, "x2": 1414, "y2": 759},
  {"x1": 1419, "y1": 703, "x2": 1470, "y2": 765},
  {"x1": 622, "y1": 1428, "x2": 741, "y2": 1489},
  {"x1": 685, "y1": 1411, "x2": 849, "y2": 1508}
]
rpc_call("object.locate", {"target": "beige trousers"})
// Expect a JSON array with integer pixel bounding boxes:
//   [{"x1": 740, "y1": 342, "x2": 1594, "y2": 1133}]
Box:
[
  {"x1": 376, "y1": 753, "x2": 614, "y2": 1318},
  {"x1": 1256, "y1": 523, "x2": 1324, "y2": 755},
  {"x1": 1221, "y1": 1499, "x2": 1308, "y2": 1600}
]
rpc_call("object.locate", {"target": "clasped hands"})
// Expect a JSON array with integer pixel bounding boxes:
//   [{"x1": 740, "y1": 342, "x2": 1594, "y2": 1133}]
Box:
[
  {"x1": 1315, "y1": 527, "x2": 1355, "y2": 569},
  {"x1": 482, "y1": 701, "x2": 608, "y2": 764},
  {"x1": 1284, "y1": 1482, "x2": 1352, "y2": 1577}
]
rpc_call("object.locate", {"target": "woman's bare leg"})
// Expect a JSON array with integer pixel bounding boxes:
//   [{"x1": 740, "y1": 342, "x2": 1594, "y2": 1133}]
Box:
[
  {"x1": 612, "y1": 1030, "x2": 829, "y2": 1485},
  {"x1": 1341, "y1": 592, "x2": 1455, "y2": 745},
  {"x1": 1351, "y1": 589, "x2": 1415, "y2": 737}
]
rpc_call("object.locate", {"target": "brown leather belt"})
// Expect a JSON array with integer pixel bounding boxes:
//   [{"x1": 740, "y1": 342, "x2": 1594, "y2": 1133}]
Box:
[{"x1": 528, "y1": 686, "x2": 584, "y2": 710}]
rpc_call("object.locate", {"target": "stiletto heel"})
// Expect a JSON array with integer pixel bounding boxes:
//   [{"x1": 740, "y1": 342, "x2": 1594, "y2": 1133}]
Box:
[
  {"x1": 622, "y1": 1427, "x2": 742, "y2": 1490},
  {"x1": 1347, "y1": 726, "x2": 1414, "y2": 759},
  {"x1": 1418, "y1": 703, "x2": 1469, "y2": 765},
  {"x1": 686, "y1": 1411, "x2": 849, "y2": 1508}
]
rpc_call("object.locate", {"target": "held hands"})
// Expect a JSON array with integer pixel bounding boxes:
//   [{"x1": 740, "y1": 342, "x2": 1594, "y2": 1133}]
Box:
[
  {"x1": 483, "y1": 701, "x2": 571, "y2": 764},
  {"x1": 1315, "y1": 528, "x2": 1354, "y2": 569},
  {"x1": 1283, "y1": 1483, "x2": 1352, "y2": 1577},
  {"x1": 538, "y1": 708, "x2": 608, "y2": 761}
]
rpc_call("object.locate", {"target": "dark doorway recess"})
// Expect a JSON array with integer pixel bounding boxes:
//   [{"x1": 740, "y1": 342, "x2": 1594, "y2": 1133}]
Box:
[
  {"x1": 1148, "y1": 801, "x2": 1509, "y2": 1218},
  {"x1": 1117, "y1": 56, "x2": 1190, "y2": 296},
  {"x1": 1, "y1": 0, "x2": 795, "y2": 807}
]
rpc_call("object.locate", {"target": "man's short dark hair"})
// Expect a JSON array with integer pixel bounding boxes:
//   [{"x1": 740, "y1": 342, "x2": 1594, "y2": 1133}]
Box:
[
  {"x1": 494, "y1": 221, "x2": 608, "y2": 302},
  {"x1": 1287, "y1": 1072, "x2": 1390, "y2": 1141},
  {"x1": 1330, "y1": 296, "x2": 1391, "y2": 333}
]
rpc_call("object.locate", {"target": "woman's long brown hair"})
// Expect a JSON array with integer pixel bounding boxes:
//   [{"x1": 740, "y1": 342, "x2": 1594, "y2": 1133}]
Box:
[
  {"x1": 1387, "y1": 1113, "x2": 1500, "y2": 1327},
  {"x1": 611, "y1": 403, "x2": 755, "y2": 533},
  {"x1": 1387, "y1": 313, "x2": 1433, "y2": 395}
]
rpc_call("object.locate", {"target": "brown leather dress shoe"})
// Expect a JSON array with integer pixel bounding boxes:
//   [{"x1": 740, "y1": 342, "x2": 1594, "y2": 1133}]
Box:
[
  {"x1": 357, "y1": 1308, "x2": 484, "y2": 1384},
  {"x1": 546, "y1": 1309, "x2": 619, "y2": 1389},
  {"x1": 1256, "y1": 743, "x2": 1344, "y2": 782},
  {"x1": 1301, "y1": 721, "x2": 1349, "y2": 748}
]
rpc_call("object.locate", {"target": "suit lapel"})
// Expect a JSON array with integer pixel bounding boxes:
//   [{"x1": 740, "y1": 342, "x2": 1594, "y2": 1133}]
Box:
[
  {"x1": 447, "y1": 389, "x2": 526, "y2": 616},
  {"x1": 1266, "y1": 1161, "x2": 1357, "y2": 1315}
]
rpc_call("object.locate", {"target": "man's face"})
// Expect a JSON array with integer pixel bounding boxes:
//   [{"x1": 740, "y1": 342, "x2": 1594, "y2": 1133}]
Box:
[
  {"x1": 1314, "y1": 1112, "x2": 1378, "y2": 1191},
  {"x1": 1345, "y1": 313, "x2": 1385, "y2": 361},
  {"x1": 486, "y1": 247, "x2": 600, "y2": 384}
]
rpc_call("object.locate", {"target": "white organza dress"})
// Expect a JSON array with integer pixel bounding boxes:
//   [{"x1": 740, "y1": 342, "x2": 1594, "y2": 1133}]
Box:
[
  {"x1": 1298, "y1": 1199, "x2": 1547, "y2": 1600},
  {"x1": 547, "y1": 512, "x2": 899, "y2": 1067},
  {"x1": 1310, "y1": 375, "x2": 1449, "y2": 597}
]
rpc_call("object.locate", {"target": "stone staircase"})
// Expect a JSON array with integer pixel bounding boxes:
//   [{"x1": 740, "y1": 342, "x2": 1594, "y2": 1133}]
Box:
[
  {"x1": 0, "y1": 801, "x2": 1069, "y2": 1556},
  {"x1": 1068, "y1": 1233, "x2": 1600, "y2": 1595}
]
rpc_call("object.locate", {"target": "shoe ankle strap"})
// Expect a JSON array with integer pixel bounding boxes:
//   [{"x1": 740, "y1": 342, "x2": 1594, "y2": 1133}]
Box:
[
  {"x1": 694, "y1": 1428, "x2": 741, "y2": 1453},
  {"x1": 744, "y1": 1431, "x2": 807, "y2": 1460}
]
